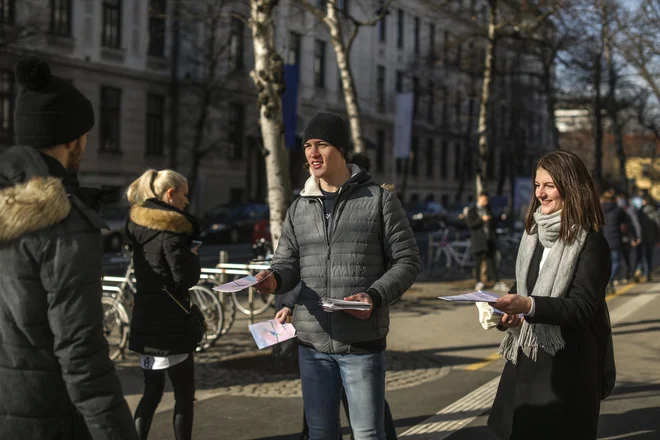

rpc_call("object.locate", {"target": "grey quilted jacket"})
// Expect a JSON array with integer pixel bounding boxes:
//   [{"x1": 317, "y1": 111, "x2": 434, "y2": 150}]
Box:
[{"x1": 271, "y1": 165, "x2": 420, "y2": 353}]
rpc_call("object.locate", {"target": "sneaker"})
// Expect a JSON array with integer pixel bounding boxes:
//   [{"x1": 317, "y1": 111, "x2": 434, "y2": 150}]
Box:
[
  {"x1": 493, "y1": 281, "x2": 510, "y2": 292},
  {"x1": 613, "y1": 280, "x2": 620, "y2": 286},
  {"x1": 634, "y1": 269, "x2": 642, "y2": 283},
  {"x1": 475, "y1": 282, "x2": 485, "y2": 291}
]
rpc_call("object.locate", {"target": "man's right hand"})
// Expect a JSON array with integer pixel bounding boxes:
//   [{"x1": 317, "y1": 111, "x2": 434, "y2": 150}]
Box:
[{"x1": 254, "y1": 270, "x2": 277, "y2": 294}]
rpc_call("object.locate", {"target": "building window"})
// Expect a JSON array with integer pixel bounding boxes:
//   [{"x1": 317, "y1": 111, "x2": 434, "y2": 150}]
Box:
[
  {"x1": 395, "y1": 70, "x2": 404, "y2": 93},
  {"x1": 228, "y1": 103, "x2": 245, "y2": 159},
  {"x1": 413, "y1": 17, "x2": 420, "y2": 54},
  {"x1": 314, "y1": 39, "x2": 326, "y2": 88},
  {"x1": 316, "y1": 0, "x2": 327, "y2": 11},
  {"x1": 454, "y1": 141, "x2": 461, "y2": 179},
  {"x1": 443, "y1": 30, "x2": 450, "y2": 67},
  {"x1": 100, "y1": 87, "x2": 122, "y2": 153},
  {"x1": 0, "y1": 0, "x2": 14, "y2": 25},
  {"x1": 376, "y1": 65, "x2": 385, "y2": 113},
  {"x1": 0, "y1": 69, "x2": 14, "y2": 146},
  {"x1": 426, "y1": 138, "x2": 434, "y2": 178},
  {"x1": 455, "y1": 92, "x2": 462, "y2": 126},
  {"x1": 50, "y1": 0, "x2": 72, "y2": 37},
  {"x1": 148, "y1": 0, "x2": 166, "y2": 57},
  {"x1": 377, "y1": 13, "x2": 386, "y2": 42},
  {"x1": 427, "y1": 80, "x2": 434, "y2": 124},
  {"x1": 411, "y1": 136, "x2": 418, "y2": 176},
  {"x1": 455, "y1": 42, "x2": 462, "y2": 69},
  {"x1": 412, "y1": 76, "x2": 420, "y2": 117},
  {"x1": 229, "y1": 17, "x2": 244, "y2": 72},
  {"x1": 337, "y1": 0, "x2": 349, "y2": 15},
  {"x1": 428, "y1": 23, "x2": 435, "y2": 57},
  {"x1": 145, "y1": 93, "x2": 165, "y2": 156},
  {"x1": 102, "y1": 0, "x2": 121, "y2": 48},
  {"x1": 288, "y1": 31, "x2": 302, "y2": 66},
  {"x1": 441, "y1": 87, "x2": 448, "y2": 130},
  {"x1": 396, "y1": 9, "x2": 404, "y2": 49},
  {"x1": 440, "y1": 140, "x2": 448, "y2": 179},
  {"x1": 376, "y1": 129, "x2": 385, "y2": 172}
]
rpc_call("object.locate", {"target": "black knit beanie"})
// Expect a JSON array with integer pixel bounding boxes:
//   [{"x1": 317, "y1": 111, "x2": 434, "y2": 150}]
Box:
[
  {"x1": 13, "y1": 56, "x2": 94, "y2": 148},
  {"x1": 302, "y1": 112, "x2": 350, "y2": 158}
]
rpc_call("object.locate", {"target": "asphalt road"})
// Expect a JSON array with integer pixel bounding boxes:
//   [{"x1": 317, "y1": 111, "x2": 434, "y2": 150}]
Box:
[{"x1": 116, "y1": 279, "x2": 660, "y2": 440}]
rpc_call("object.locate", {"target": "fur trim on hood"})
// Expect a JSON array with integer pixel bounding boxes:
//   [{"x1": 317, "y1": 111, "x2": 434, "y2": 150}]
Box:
[
  {"x1": 130, "y1": 204, "x2": 194, "y2": 235},
  {"x1": 0, "y1": 177, "x2": 71, "y2": 243}
]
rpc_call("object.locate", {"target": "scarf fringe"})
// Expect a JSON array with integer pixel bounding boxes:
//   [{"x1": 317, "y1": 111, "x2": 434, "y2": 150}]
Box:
[{"x1": 499, "y1": 322, "x2": 567, "y2": 363}]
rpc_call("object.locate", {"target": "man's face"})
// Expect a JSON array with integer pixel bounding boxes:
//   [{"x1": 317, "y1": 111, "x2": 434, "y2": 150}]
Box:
[
  {"x1": 67, "y1": 132, "x2": 88, "y2": 172},
  {"x1": 478, "y1": 195, "x2": 489, "y2": 207},
  {"x1": 304, "y1": 139, "x2": 345, "y2": 180}
]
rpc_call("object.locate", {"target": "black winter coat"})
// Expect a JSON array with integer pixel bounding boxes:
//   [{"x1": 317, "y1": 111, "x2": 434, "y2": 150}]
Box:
[
  {"x1": 465, "y1": 204, "x2": 498, "y2": 254},
  {"x1": 126, "y1": 199, "x2": 201, "y2": 355},
  {"x1": 601, "y1": 201, "x2": 626, "y2": 251},
  {"x1": 488, "y1": 231, "x2": 611, "y2": 440},
  {"x1": 0, "y1": 146, "x2": 137, "y2": 440}
]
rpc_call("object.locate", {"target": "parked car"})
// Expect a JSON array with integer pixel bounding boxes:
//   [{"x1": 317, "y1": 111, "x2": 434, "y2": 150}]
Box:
[
  {"x1": 99, "y1": 203, "x2": 129, "y2": 253},
  {"x1": 406, "y1": 201, "x2": 447, "y2": 231},
  {"x1": 201, "y1": 203, "x2": 269, "y2": 243}
]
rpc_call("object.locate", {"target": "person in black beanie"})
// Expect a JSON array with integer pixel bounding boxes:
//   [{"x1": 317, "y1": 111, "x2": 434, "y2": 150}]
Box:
[
  {"x1": 0, "y1": 56, "x2": 138, "y2": 440},
  {"x1": 254, "y1": 112, "x2": 420, "y2": 440}
]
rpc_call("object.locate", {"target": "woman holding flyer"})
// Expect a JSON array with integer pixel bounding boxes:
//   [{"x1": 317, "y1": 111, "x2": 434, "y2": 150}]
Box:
[
  {"x1": 487, "y1": 151, "x2": 612, "y2": 439},
  {"x1": 125, "y1": 169, "x2": 201, "y2": 440}
]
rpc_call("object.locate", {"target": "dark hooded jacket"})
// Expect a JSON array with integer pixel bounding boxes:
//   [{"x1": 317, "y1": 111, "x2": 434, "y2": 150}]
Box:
[
  {"x1": 0, "y1": 146, "x2": 137, "y2": 440},
  {"x1": 601, "y1": 201, "x2": 626, "y2": 251},
  {"x1": 126, "y1": 199, "x2": 201, "y2": 355}
]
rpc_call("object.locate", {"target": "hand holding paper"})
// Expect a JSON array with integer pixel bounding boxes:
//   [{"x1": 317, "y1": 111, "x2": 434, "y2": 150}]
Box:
[
  {"x1": 248, "y1": 319, "x2": 297, "y2": 349},
  {"x1": 213, "y1": 272, "x2": 274, "y2": 293},
  {"x1": 439, "y1": 290, "x2": 500, "y2": 303}
]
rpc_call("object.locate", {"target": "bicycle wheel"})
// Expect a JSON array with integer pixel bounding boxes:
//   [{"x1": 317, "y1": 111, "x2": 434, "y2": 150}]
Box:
[
  {"x1": 189, "y1": 285, "x2": 224, "y2": 352},
  {"x1": 230, "y1": 280, "x2": 275, "y2": 316},
  {"x1": 101, "y1": 296, "x2": 130, "y2": 361},
  {"x1": 197, "y1": 280, "x2": 236, "y2": 336}
]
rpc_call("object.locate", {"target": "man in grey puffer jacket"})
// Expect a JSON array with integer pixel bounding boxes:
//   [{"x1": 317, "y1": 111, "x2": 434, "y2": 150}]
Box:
[{"x1": 256, "y1": 113, "x2": 420, "y2": 440}]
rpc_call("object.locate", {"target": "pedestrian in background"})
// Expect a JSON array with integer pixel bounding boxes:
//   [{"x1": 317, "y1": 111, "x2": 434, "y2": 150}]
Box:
[
  {"x1": 635, "y1": 194, "x2": 660, "y2": 282},
  {"x1": 465, "y1": 192, "x2": 509, "y2": 292},
  {"x1": 615, "y1": 192, "x2": 641, "y2": 284},
  {"x1": 255, "y1": 112, "x2": 420, "y2": 440},
  {"x1": 601, "y1": 188, "x2": 628, "y2": 294},
  {"x1": 488, "y1": 150, "x2": 611, "y2": 440},
  {"x1": 126, "y1": 169, "x2": 202, "y2": 440},
  {"x1": 0, "y1": 56, "x2": 137, "y2": 439}
]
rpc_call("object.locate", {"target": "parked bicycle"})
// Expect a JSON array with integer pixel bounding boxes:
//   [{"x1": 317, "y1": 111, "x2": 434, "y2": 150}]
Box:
[
  {"x1": 425, "y1": 228, "x2": 475, "y2": 277},
  {"x1": 101, "y1": 251, "x2": 225, "y2": 359}
]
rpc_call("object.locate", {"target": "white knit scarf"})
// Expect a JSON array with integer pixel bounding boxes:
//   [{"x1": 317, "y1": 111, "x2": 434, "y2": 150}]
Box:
[{"x1": 498, "y1": 209, "x2": 587, "y2": 363}]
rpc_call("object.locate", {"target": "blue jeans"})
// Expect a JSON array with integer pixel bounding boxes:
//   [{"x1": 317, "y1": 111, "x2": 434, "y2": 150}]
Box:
[
  {"x1": 298, "y1": 345, "x2": 386, "y2": 440},
  {"x1": 609, "y1": 250, "x2": 621, "y2": 285}
]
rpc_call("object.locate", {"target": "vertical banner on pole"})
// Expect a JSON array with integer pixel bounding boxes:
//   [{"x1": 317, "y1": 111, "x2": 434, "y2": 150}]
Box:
[
  {"x1": 394, "y1": 92, "x2": 414, "y2": 158},
  {"x1": 283, "y1": 64, "x2": 300, "y2": 149}
]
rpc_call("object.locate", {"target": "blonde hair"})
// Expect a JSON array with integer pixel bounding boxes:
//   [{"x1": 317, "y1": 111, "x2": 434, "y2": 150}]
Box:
[{"x1": 127, "y1": 169, "x2": 188, "y2": 205}]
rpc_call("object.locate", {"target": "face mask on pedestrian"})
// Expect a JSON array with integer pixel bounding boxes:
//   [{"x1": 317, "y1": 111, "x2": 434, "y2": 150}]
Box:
[
  {"x1": 632, "y1": 197, "x2": 643, "y2": 209},
  {"x1": 617, "y1": 198, "x2": 626, "y2": 208}
]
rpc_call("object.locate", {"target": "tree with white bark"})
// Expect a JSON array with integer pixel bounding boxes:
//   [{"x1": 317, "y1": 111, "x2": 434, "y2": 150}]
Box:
[
  {"x1": 294, "y1": 0, "x2": 392, "y2": 154},
  {"x1": 248, "y1": 0, "x2": 292, "y2": 250}
]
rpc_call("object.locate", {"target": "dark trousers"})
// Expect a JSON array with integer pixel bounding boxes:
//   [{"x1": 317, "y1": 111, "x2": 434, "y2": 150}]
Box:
[
  {"x1": 475, "y1": 247, "x2": 499, "y2": 284},
  {"x1": 134, "y1": 354, "x2": 195, "y2": 440},
  {"x1": 619, "y1": 242, "x2": 632, "y2": 280},
  {"x1": 301, "y1": 390, "x2": 398, "y2": 439}
]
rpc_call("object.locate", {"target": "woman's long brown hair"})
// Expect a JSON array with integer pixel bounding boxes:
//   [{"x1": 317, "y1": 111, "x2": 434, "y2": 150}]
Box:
[{"x1": 525, "y1": 150, "x2": 605, "y2": 244}]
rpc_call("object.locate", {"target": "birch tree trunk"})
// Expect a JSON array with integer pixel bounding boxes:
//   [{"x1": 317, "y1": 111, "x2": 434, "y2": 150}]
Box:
[
  {"x1": 325, "y1": 4, "x2": 365, "y2": 153},
  {"x1": 476, "y1": 0, "x2": 498, "y2": 197},
  {"x1": 249, "y1": 0, "x2": 292, "y2": 251}
]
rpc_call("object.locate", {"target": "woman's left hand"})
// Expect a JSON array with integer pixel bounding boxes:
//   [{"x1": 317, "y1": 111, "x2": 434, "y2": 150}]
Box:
[{"x1": 490, "y1": 294, "x2": 533, "y2": 315}]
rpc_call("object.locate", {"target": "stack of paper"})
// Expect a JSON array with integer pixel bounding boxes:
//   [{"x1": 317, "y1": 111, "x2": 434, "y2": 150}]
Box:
[
  {"x1": 438, "y1": 290, "x2": 500, "y2": 303},
  {"x1": 321, "y1": 298, "x2": 371, "y2": 312}
]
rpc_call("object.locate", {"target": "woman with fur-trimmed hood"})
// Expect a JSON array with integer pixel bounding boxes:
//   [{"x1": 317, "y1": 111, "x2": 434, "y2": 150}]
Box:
[{"x1": 125, "y1": 169, "x2": 201, "y2": 440}]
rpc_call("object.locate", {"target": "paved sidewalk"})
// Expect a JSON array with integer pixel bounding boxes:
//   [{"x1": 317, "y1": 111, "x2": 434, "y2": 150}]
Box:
[{"x1": 116, "y1": 277, "x2": 512, "y2": 412}]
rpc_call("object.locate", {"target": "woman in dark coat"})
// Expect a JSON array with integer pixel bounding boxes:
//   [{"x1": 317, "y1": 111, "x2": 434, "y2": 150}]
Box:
[
  {"x1": 488, "y1": 150, "x2": 612, "y2": 440},
  {"x1": 125, "y1": 169, "x2": 201, "y2": 440}
]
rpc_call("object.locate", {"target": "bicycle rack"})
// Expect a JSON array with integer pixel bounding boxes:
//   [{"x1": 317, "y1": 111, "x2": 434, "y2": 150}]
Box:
[{"x1": 201, "y1": 262, "x2": 272, "y2": 324}]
